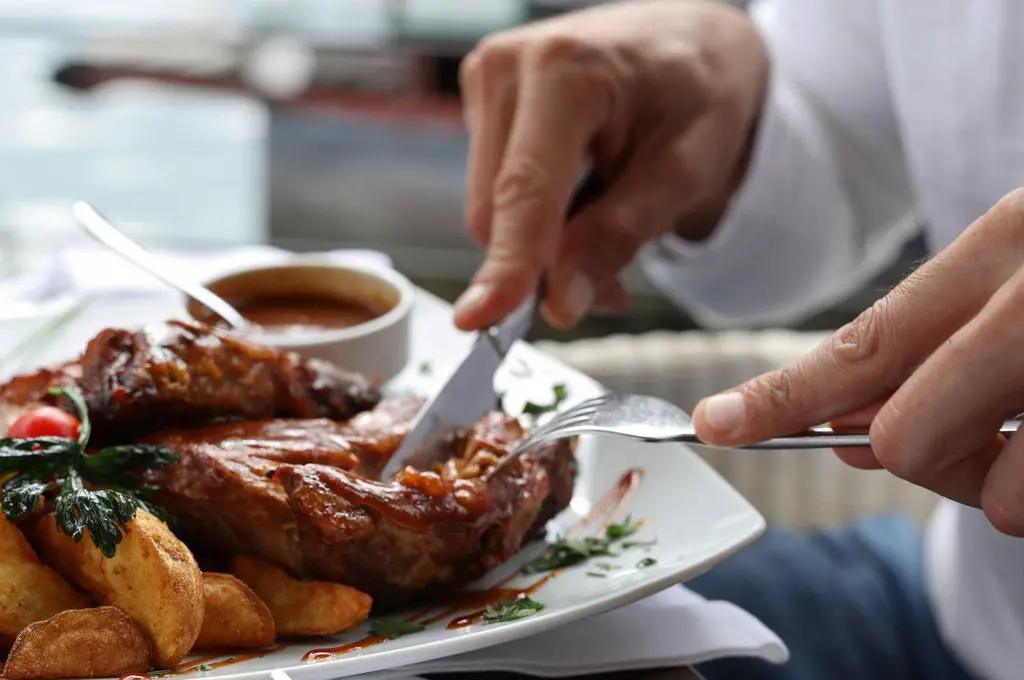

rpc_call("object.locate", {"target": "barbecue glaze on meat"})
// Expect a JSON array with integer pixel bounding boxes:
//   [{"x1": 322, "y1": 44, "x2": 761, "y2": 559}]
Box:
[
  {"x1": 0, "y1": 321, "x2": 576, "y2": 611},
  {"x1": 0, "y1": 320, "x2": 381, "y2": 442},
  {"x1": 145, "y1": 403, "x2": 574, "y2": 610}
]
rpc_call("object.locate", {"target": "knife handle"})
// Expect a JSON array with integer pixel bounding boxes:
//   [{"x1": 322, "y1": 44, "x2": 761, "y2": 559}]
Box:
[{"x1": 566, "y1": 172, "x2": 607, "y2": 219}]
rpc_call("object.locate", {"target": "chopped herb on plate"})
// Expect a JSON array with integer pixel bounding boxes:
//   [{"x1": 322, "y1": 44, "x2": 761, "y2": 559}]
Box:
[
  {"x1": 622, "y1": 539, "x2": 657, "y2": 550},
  {"x1": 522, "y1": 514, "x2": 657, "y2": 574},
  {"x1": 637, "y1": 557, "x2": 658, "y2": 568},
  {"x1": 483, "y1": 596, "x2": 545, "y2": 623},
  {"x1": 418, "y1": 361, "x2": 432, "y2": 375},
  {"x1": 522, "y1": 535, "x2": 617, "y2": 574},
  {"x1": 521, "y1": 383, "x2": 569, "y2": 417},
  {"x1": 370, "y1": 619, "x2": 425, "y2": 639},
  {"x1": 605, "y1": 515, "x2": 639, "y2": 540},
  {"x1": 586, "y1": 570, "x2": 608, "y2": 578}
]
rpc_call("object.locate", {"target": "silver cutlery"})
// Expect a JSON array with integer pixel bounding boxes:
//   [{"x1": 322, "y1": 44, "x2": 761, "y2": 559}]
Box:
[
  {"x1": 380, "y1": 289, "x2": 540, "y2": 480},
  {"x1": 70, "y1": 201, "x2": 249, "y2": 330},
  {"x1": 382, "y1": 173, "x2": 607, "y2": 480},
  {"x1": 488, "y1": 393, "x2": 1023, "y2": 475}
]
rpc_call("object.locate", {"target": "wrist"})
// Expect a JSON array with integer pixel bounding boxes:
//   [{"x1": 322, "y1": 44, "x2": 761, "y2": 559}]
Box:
[{"x1": 675, "y1": 7, "x2": 769, "y2": 243}]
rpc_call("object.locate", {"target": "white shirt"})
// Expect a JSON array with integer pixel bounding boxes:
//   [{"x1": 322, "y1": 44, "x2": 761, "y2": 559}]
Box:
[{"x1": 638, "y1": 2, "x2": 1024, "y2": 678}]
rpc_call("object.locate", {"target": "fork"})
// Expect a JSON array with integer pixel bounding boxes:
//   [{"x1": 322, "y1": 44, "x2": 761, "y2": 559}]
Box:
[{"x1": 490, "y1": 393, "x2": 1023, "y2": 474}]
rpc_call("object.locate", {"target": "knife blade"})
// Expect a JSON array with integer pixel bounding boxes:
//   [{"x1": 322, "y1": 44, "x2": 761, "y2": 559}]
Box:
[
  {"x1": 380, "y1": 172, "x2": 607, "y2": 480},
  {"x1": 380, "y1": 290, "x2": 540, "y2": 479}
]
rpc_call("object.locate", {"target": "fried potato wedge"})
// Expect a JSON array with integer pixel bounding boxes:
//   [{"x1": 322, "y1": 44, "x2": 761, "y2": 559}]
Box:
[
  {"x1": 31, "y1": 509, "x2": 203, "y2": 668},
  {"x1": 195, "y1": 573, "x2": 276, "y2": 650},
  {"x1": 0, "y1": 515, "x2": 88, "y2": 648},
  {"x1": 3, "y1": 606, "x2": 151, "y2": 679},
  {"x1": 232, "y1": 555, "x2": 371, "y2": 637}
]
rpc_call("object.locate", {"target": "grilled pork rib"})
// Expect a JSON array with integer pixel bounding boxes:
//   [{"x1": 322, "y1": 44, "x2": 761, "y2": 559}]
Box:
[
  {"x1": 0, "y1": 320, "x2": 381, "y2": 442},
  {"x1": 0, "y1": 321, "x2": 575, "y2": 610},
  {"x1": 145, "y1": 405, "x2": 574, "y2": 610}
]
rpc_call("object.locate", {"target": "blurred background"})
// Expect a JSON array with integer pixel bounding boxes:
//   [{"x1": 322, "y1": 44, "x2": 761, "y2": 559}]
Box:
[
  {"x1": 0, "y1": 0, "x2": 942, "y2": 533},
  {"x1": 0, "y1": 0, "x2": 925, "y2": 341}
]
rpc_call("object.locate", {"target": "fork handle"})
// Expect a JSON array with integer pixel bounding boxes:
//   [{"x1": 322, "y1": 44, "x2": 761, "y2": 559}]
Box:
[{"x1": 675, "y1": 420, "x2": 1022, "y2": 450}]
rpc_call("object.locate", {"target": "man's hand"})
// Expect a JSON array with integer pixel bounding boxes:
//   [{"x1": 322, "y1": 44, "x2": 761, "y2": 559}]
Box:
[
  {"x1": 693, "y1": 189, "x2": 1024, "y2": 536},
  {"x1": 454, "y1": 0, "x2": 768, "y2": 330}
]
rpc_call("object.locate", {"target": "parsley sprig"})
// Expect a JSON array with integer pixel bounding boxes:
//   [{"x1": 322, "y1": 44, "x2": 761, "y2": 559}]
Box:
[
  {"x1": 370, "y1": 619, "x2": 425, "y2": 639},
  {"x1": 522, "y1": 515, "x2": 654, "y2": 574},
  {"x1": 483, "y1": 596, "x2": 545, "y2": 623},
  {"x1": 521, "y1": 383, "x2": 568, "y2": 417},
  {"x1": 0, "y1": 386, "x2": 179, "y2": 558}
]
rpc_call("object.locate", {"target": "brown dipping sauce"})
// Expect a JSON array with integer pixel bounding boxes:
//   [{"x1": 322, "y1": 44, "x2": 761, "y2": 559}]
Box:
[{"x1": 214, "y1": 295, "x2": 387, "y2": 336}]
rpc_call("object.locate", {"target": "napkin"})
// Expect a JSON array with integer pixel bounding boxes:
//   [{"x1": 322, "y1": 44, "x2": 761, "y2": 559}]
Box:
[
  {"x1": 357, "y1": 585, "x2": 788, "y2": 680},
  {"x1": 0, "y1": 246, "x2": 789, "y2": 677}
]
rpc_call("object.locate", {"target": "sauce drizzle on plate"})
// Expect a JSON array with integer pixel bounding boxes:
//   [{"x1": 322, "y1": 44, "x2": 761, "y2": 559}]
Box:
[{"x1": 302, "y1": 467, "x2": 645, "y2": 663}]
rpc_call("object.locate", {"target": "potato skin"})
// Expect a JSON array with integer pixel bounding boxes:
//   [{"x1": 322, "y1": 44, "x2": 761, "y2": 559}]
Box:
[
  {"x1": 31, "y1": 509, "x2": 203, "y2": 668},
  {"x1": 3, "y1": 606, "x2": 151, "y2": 679},
  {"x1": 0, "y1": 515, "x2": 88, "y2": 648},
  {"x1": 194, "y1": 573, "x2": 276, "y2": 650},
  {"x1": 232, "y1": 555, "x2": 371, "y2": 637}
]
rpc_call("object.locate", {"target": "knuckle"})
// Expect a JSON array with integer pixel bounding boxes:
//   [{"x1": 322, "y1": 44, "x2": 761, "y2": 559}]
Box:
[
  {"x1": 969, "y1": 187, "x2": 1024, "y2": 248},
  {"x1": 492, "y1": 157, "x2": 555, "y2": 214},
  {"x1": 832, "y1": 302, "x2": 884, "y2": 365},
  {"x1": 523, "y1": 34, "x2": 618, "y2": 118},
  {"x1": 526, "y1": 33, "x2": 603, "y2": 69},
  {"x1": 982, "y1": 489, "x2": 1024, "y2": 537},
  {"x1": 829, "y1": 297, "x2": 898, "y2": 375},
  {"x1": 746, "y1": 369, "x2": 796, "y2": 417},
  {"x1": 460, "y1": 37, "x2": 517, "y2": 93},
  {"x1": 997, "y1": 187, "x2": 1024, "y2": 216}
]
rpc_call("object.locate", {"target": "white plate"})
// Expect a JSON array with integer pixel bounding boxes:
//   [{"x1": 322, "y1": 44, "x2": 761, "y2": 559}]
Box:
[{"x1": 0, "y1": 291, "x2": 765, "y2": 680}]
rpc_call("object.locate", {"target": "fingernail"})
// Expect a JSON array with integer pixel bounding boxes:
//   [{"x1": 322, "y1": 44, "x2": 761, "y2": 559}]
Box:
[
  {"x1": 702, "y1": 392, "x2": 746, "y2": 434},
  {"x1": 565, "y1": 273, "x2": 595, "y2": 320},
  {"x1": 454, "y1": 282, "x2": 490, "y2": 319}
]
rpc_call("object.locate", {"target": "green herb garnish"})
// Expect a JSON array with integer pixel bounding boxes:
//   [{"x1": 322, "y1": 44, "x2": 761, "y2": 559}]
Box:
[
  {"x1": 605, "y1": 515, "x2": 639, "y2": 540},
  {"x1": 594, "y1": 562, "x2": 617, "y2": 571},
  {"x1": 197, "y1": 664, "x2": 212, "y2": 673},
  {"x1": 483, "y1": 596, "x2": 545, "y2": 623},
  {"x1": 370, "y1": 619, "x2": 425, "y2": 639},
  {"x1": 522, "y1": 536, "x2": 617, "y2": 574},
  {"x1": 622, "y1": 539, "x2": 657, "y2": 549},
  {"x1": 637, "y1": 557, "x2": 657, "y2": 568},
  {"x1": 418, "y1": 361, "x2": 432, "y2": 375},
  {"x1": 0, "y1": 386, "x2": 179, "y2": 558},
  {"x1": 586, "y1": 570, "x2": 607, "y2": 578},
  {"x1": 521, "y1": 383, "x2": 568, "y2": 416},
  {"x1": 522, "y1": 515, "x2": 655, "y2": 574}
]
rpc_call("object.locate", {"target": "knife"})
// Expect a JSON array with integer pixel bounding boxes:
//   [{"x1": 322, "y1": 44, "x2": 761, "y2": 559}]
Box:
[{"x1": 380, "y1": 173, "x2": 607, "y2": 480}]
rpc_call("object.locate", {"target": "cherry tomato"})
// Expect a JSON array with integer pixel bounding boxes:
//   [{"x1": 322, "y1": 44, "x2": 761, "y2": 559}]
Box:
[{"x1": 7, "y1": 407, "x2": 81, "y2": 440}]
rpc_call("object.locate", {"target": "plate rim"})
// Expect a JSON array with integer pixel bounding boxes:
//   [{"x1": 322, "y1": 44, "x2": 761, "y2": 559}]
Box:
[{"x1": 210, "y1": 444, "x2": 766, "y2": 680}]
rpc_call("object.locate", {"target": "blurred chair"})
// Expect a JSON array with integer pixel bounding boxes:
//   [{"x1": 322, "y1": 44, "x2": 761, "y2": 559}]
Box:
[{"x1": 536, "y1": 330, "x2": 941, "y2": 529}]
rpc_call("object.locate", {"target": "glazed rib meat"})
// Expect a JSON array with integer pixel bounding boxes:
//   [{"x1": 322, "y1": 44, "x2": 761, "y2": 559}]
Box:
[
  {"x1": 0, "y1": 320, "x2": 381, "y2": 442},
  {"x1": 145, "y1": 403, "x2": 575, "y2": 610},
  {"x1": 0, "y1": 319, "x2": 575, "y2": 610}
]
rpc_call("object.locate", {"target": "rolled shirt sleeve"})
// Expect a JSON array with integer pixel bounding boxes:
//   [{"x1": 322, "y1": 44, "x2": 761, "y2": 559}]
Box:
[{"x1": 638, "y1": 0, "x2": 919, "y2": 329}]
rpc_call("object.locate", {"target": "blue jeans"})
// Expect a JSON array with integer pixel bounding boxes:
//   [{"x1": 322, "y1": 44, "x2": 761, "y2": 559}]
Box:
[{"x1": 686, "y1": 515, "x2": 976, "y2": 680}]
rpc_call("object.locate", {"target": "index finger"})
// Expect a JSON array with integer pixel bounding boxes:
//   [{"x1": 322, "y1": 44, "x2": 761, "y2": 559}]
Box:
[
  {"x1": 692, "y1": 193, "x2": 1024, "y2": 446},
  {"x1": 453, "y1": 50, "x2": 608, "y2": 330}
]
